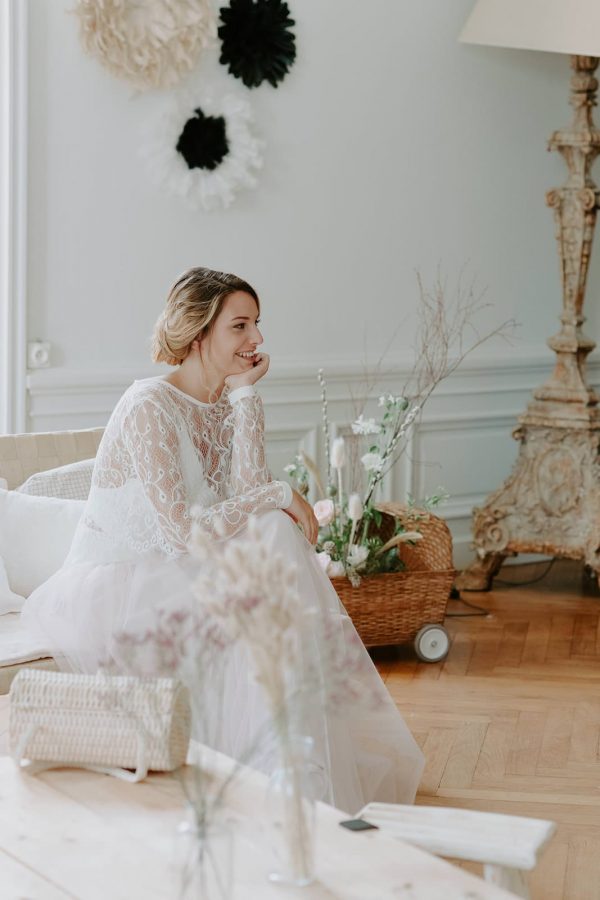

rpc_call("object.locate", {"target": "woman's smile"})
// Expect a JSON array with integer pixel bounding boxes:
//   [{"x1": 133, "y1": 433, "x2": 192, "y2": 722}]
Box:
[{"x1": 235, "y1": 350, "x2": 258, "y2": 363}]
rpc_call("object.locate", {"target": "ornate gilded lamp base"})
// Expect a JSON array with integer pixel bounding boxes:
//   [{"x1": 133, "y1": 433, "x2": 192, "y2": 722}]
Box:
[
  {"x1": 457, "y1": 55, "x2": 600, "y2": 591},
  {"x1": 456, "y1": 421, "x2": 600, "y2": 590}
]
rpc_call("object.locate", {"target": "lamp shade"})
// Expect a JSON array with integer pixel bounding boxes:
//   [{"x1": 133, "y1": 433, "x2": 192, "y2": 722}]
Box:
[{"x1": 460, "y1": 0, "x2": 600, "y2": 58}]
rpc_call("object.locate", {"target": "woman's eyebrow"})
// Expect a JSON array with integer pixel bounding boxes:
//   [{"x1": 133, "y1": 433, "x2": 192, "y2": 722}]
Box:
[{"x1": 231, "y1": 315, "x2": 250, "y2": 321}]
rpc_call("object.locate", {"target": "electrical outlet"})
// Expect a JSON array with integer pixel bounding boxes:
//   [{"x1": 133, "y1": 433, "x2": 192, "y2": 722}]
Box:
[{"x1": 28, "y1": 341, "x2": 51, "y2": 369}]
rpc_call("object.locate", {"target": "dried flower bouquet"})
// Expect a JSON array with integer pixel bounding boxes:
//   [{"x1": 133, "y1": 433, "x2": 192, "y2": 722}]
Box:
[{"x1": 286, "y1": 272, "x2": 514, "y2": 585}]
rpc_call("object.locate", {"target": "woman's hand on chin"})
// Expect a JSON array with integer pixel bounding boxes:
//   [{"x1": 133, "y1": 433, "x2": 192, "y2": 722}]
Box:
[{"x1": 225, "y1": 353, "x2": 270, "y2": 390}]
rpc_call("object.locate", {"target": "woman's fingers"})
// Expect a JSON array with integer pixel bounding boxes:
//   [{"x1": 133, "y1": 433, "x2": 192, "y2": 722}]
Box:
[
  {"x1": 285, "y1": 489, "x2": 318, "y2": 544},
  {"x1": 303, "y1": 508, "x2": 319, "y2": 545},
  {"x1": 252, "y1": 352, "x2": 269, "y2": 380},
  {"x1": 305, "y1": 503, "x2": 318, "y2": 544}
]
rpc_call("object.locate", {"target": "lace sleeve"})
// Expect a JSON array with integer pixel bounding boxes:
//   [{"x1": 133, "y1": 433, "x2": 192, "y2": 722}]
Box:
[
  {"x1": 194, "y1": 480, "x2": 293, "y2": 540},
  {"x1": 196, "y1": 386, "x2": 292, "y2": 538},
  {"x1": 227, "y1": 385, "x2": 272, "y2": 493},
  {"x1": 122, "y1": 397, "x2": 192, "y2": 553}
]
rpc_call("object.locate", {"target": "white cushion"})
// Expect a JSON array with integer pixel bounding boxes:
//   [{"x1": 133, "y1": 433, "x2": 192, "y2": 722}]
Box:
[
  {"x1": 0, "y1": 488, "x2": 84, "y2": 599},
  {"x1": 0, "y1": 612, "x2": 51, "y2": 666},
  {"x1": 17, "y1": 458, "x2": 94, "y2": 501},
  {"x1": 0, "y1": 557, "x2": 25, "y2": 614}
]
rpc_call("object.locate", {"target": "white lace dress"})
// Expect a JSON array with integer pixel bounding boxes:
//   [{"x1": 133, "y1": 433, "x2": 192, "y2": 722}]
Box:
[{"x1": 21, "y1": 376, "x2": 424, "y2": 813}]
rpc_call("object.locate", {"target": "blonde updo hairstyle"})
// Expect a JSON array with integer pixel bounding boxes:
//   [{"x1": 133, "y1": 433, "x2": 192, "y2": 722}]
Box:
[{"x1": 152, "y1": 267, "x2": 260, "y2": 366}]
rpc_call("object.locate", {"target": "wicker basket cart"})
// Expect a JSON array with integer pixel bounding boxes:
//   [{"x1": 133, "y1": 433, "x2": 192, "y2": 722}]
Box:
[{"x1": 330, "y1": 502, "x2": 455, "y2": 662}]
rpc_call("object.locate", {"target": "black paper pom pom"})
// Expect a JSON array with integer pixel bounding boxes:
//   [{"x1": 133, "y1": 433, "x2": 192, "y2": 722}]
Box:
[
  {"x1": 176, "y1": 108, "x2": 229, "y2": 171},
  {"x1": 218, "y1": 0, "x2": 296, "y2": 89}
]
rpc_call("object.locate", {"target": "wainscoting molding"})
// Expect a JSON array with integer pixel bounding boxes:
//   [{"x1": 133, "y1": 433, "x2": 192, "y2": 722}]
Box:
[{"x1": 28, "y1": 349, "x2": 600, "y2": 568}]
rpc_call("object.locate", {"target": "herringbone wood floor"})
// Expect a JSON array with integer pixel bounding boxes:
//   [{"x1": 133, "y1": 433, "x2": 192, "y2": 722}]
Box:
[
  {"x1": 1, "y1": 560, "x2": 599, "y2": 897},
  {"x1": 372, "y1": 559, "x2": 600, "y2": 900}
]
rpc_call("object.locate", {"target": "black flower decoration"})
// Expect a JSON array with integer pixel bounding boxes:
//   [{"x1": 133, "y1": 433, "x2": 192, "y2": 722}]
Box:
[
  {"x1": 218, "y1": 0, "x2": 296, "y2": 89},
  {"x1": 176, "y1": 108, "x2": 229, "y2": 170}
]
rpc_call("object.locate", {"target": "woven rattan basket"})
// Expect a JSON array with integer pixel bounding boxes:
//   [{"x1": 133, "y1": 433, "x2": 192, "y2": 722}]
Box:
[{"x1": 331, "y1": 503, "x2": 455, "y2": 649}]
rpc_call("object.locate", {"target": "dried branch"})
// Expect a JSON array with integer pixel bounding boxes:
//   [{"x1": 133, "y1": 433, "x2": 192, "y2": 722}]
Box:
[{"x1": 364, "y1": 267, "x2": 516, "y2": 502}]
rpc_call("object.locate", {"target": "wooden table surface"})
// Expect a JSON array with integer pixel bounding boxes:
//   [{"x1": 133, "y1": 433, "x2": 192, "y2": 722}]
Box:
[{"x1": 0, "y1": 752, "x2": 519, "y2": 899}]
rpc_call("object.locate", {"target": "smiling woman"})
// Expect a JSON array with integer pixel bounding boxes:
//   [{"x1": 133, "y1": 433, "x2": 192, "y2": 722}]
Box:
[
  {"x1": 165, "y1": 291, "x2": 265, "y2": 403},
  {"x1": 152, "y1": 268, "x2": 264, "y2": 404},
  {"x1": 20, "y1": 265, "x2": 424, "y2": 814}
]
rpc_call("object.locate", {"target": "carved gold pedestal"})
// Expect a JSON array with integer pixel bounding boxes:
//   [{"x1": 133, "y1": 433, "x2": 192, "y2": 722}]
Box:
[{"x1": 458, "y1": 55, "x2": 600, "y2": 591}]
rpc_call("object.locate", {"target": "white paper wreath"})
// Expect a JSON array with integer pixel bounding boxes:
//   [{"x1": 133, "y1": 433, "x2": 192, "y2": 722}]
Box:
[
  {"x1": 73, "y1": 0, "x2": 217, "y2": 91},
  {"x1": 140, "y1": 92, "x2": 264, "y2": 212}
]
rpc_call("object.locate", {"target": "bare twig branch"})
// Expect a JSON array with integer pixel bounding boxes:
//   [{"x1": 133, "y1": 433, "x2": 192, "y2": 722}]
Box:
[{"x1": 362, "y1": 268, "x2": 517, "y2": 502}]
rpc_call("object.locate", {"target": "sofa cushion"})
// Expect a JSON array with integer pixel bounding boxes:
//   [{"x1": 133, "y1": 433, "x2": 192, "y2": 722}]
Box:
[
  {"x1": 17, "y1": 458, "x2": 94, "y2": 501},
  {"x1": 0, "y1": 489, "x2": 84, "y2": 598}
]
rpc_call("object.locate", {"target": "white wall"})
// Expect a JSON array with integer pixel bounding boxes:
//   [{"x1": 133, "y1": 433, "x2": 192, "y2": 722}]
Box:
[
  {"x1": 20, "y1": 0, "x2": 600, "y2": 565},
  {"x1": 27, "y1": 0, "x2": 594, "y2": 367}
]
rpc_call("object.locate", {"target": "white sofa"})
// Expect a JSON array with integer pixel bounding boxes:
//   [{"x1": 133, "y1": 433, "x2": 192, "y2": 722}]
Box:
[{"x1": 0, "y1": 427, "x2": 104, "y2": 693}]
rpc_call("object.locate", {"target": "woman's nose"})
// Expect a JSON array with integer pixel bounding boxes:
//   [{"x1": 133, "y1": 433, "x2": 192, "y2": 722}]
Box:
[{"x1": 252, "y1": 326, "x2": 264, "y2": 346}]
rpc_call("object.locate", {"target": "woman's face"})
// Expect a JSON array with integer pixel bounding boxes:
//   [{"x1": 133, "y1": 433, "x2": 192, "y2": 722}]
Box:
[{"x1": 201, "y1": 291, "x2": 263, "y2": 377}]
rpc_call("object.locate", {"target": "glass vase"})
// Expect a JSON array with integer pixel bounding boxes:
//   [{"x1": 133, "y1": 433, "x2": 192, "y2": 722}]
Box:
[
  {"x1": 174, "y1": 814, "x2": 234, "y2": 900},
  {"x1": 266, "y1": 735, "x2": 324, "y2": 887}
]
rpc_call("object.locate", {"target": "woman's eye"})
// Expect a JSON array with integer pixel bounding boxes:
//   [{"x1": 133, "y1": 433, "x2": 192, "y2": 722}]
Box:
[{"x1": 235, "y1": 324, "x2": 245, "y2": 329}]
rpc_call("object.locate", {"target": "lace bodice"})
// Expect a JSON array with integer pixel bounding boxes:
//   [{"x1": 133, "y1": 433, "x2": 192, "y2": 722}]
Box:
[{"x1": 65, "y1": 377, "x2": 292, "y2": 565}]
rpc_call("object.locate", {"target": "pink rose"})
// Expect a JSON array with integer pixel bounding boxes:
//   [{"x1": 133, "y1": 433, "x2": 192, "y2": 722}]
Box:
[{"x1": 314, "y1": 499, "x2": 335, "y2": 527}]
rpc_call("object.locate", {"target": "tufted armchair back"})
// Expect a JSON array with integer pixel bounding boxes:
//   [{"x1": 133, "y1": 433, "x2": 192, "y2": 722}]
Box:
[{"x1": 0, "y1": 428, "x2": 104, "y2": 490}]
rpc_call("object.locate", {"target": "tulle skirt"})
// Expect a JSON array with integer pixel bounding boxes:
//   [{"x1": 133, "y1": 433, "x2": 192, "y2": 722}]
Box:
[{"x1": 21, "y1": 510, "x2": 424, "y2": 813}]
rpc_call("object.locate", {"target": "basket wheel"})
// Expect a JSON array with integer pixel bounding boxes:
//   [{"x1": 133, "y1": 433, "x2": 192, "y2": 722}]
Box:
[{"x1": 414, "y1": 624, "x2": 450, "y2": 663}]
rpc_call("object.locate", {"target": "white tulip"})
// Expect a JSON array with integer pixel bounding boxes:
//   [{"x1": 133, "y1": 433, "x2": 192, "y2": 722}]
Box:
[
  {"x1": 330, "y1": 437, "x2": 346, "y2": 469},
  {"x1": 348, "y1": 493, "x2": 363, "y2": 522}
]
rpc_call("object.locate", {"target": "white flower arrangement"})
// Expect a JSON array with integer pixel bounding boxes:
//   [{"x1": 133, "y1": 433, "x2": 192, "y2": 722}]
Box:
[
  {"x1": 140, "y1": 91, "x2": 263, "y2": 212},
  {"x1": 285, "y1": 272, "x2": 515, "y2": 585},
  {"x1": 286, "y1": 388, "x2": 431, "y2": 586}
]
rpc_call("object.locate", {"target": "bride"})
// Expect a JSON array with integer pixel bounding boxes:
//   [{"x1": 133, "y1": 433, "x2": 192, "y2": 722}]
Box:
[{"x1": 21, "y1": 267, "x2": 424, "y2": 813}]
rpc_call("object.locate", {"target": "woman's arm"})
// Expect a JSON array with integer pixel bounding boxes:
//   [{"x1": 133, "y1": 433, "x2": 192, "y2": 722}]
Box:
[
  {"x1": 222, "y1": 387, "x2": 318, "y2": 543},
  {"x1": 122, "y1": 398, "x2": 192, "y2": 553},
  {"x1": 193, "y1": 479, "x2": 292, "y2": 539},
  {"x1": 226, "y1": 385, "x2": 271, "y2": 494}
]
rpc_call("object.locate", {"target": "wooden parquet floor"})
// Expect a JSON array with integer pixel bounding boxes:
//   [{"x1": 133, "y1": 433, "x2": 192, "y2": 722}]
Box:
[{"x1": 372, "y1": 559, "x2": 600, "y2": 900}]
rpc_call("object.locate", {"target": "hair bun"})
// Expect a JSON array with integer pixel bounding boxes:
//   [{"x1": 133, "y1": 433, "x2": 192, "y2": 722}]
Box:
[{"x1": 151, "y1": 314, "x2": 183, "y2": 366}]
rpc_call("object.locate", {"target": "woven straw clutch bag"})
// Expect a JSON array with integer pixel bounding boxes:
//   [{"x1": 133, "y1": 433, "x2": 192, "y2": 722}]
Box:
[{"x1": 9, "y1": 669, "x2": 192, "y2": 782}]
